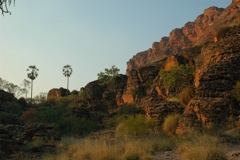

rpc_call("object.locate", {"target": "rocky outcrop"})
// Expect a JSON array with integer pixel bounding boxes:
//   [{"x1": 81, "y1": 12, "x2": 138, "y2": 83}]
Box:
[
  {"x1": 0, "y1": 123, "x2": 59, "y2": 158},
  {"x1": 178, "y1": 25, "x2": 240, "y2": 131},
  {"x1": 77, "y1": 74, "x2": 128, "y2": 111},
  {"x1": 122, "y1": 62, "x2": 163, "y2": 106},
  {"x1": 47, "y1": 87, "x2": 70, "y2": 99},
  {"x1": 126, "y1": 0, "x2": 240, "y2": 74},
  {"x1": 123, "y1": 58, "x2": 188, "y2": 124}
]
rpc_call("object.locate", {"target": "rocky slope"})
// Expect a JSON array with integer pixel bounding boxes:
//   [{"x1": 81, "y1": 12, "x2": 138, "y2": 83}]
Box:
[{"x1": 126, "y1": 0, "x2": 240, "y2": 75}]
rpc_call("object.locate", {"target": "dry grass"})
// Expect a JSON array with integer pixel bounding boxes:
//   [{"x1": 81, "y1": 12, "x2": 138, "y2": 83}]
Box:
[
  {"x1": 162, "y1": 114, "x2": 180, "y2": 135},
  {"x1": 179, "y1": 87, "x2": 193, "y2": 107},
  {"x1": 42, "y1": 135, "x2": 175, "y2": 160},
  {"x1": 177, "y1": 134, "x2": 227, "y2": 160}
]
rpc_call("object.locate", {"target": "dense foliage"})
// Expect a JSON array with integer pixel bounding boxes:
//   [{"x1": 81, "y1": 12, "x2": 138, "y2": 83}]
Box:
[
  {"x1": 97, "y1": 65, "x2": 120, "y2": 84},
  {"x1": 159, "y1": 65, "x2": 194, "y2": 90}
]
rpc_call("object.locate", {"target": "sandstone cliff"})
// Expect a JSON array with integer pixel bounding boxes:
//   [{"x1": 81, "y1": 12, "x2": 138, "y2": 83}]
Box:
[
  {"x1": 178, "y1": 25, "x2": 240, "y2": 132},
  {"x1": 126, "y1": 0, "x2": 240, "y2": 75}
]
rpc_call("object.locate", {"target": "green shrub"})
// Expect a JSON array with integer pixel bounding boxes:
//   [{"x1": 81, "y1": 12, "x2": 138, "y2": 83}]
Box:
[
  {"x1": 78, "y1": 88, "x2": 88, "y2": 100},
  {"x1": 37, "y1": 106, "x2": 101, "y2": 136},
  {"x1": 55, "y1": 116, "x2": 102, "y2": 136},
  {"x1": 97, "y1": 65, "x2": 120, "y2": 85},
  {"x1": 116, "y1": 115, "x2": 155, "y2": 137},
  {"x1": 163, "y1": 114, "x2": 180, "y2": 135},
  {"x1": 159, "y1": 65, "x2": 194, "y2": 90}
]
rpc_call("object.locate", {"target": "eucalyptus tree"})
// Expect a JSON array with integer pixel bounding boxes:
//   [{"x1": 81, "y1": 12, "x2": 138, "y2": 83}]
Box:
[
  {"x1": 27, "y1": 65, "x2": 39, "y2": 102},
  {"x1": 22, "y1": 79, "x2": 31, "y2": 99},
  {"x1": 4, "y1": 82, "x2": 25, "y2": 98},
  {"x1": 0, "y1": 78, "x2": 8, "y2": 90},
  {"x1": 62, "y1": 65, "x2": 73, "y2": 95},
  {"x1": 0, "y1": 0, "x2": 15, "y2": 15}
]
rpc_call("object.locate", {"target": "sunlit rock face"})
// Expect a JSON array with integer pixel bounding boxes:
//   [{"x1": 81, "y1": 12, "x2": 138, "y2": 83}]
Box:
[
  {"x1": 126, "y1": 0, "x2": 240, "y2": 74},
  {"x1": 178, "y1": 25, "x2": 240, "y2": 132},
  {"x1": 47, "y1": 87, "x2": 70, "y2": 99}
]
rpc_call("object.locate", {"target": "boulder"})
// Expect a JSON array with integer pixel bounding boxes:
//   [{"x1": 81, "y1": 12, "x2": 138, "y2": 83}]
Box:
[{"x1": 47, "y1": 87, "x2": 70, "y2": 99}]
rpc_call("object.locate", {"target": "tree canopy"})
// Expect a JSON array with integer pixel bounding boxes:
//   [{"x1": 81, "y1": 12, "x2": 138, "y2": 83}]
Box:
[
  {"x1": 0, "y1": 0, "x2": 15, "y2": 15},
  {"x1": 97, "y1": 65, "x2": 120, "y2": 81}
]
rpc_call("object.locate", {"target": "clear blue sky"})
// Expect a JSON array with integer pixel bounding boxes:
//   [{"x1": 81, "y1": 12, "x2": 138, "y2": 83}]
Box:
[{"x1": 0, "y1": 0, "x2": 231, "y2": 97}]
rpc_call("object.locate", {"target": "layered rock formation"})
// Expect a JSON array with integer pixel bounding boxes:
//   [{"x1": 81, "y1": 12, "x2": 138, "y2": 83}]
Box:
[
  {"x1": 126, "y1": 0, "x2": 240, "y2": 75},
  {"x1": 178, "y1": 25, "x2": 240, "y2": 131},
  {"x1": 76, "y1": 74, "x2": 127, "y2": 111}
]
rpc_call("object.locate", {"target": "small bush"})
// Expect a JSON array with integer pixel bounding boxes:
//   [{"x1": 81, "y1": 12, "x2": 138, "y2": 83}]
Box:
[
  {"x1": 159, "y1": 65, "x2": 194, "y2": 90},
  {"x1": 163, "y1": 114, "x2": 180, "y2": 135},
  {"x1": 179, "y1": 87, "x2": 193, "y2": 107},
  {"x1": 116, "y1": 115, "x2": 155, "y2": 137}
]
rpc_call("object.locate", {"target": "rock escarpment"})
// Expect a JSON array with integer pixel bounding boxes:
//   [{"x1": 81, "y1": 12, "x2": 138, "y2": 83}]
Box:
[
  {"x1": 126, "y1": 0, "x2": 240, "y2": 74},
  {"x1": 178, "y1": 25, "x2": 240, "y2": 131}
]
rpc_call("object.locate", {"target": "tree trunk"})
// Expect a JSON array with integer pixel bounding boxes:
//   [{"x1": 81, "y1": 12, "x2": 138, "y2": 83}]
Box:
[
  {"x1": 67, "y1": 76, "x2": 69, "y2": 96},
  {"x1": 31, "y1": 80, "x2": 33, "y2": 103}
]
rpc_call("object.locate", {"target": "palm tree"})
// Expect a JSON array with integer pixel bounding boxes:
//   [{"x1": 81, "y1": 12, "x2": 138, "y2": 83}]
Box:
[
  {"x1": 62, "y1": 65, "x2": 73, "y2": 95},
  {"x1": 27, "y1": 65, "x2": 39, "y2": 103}
]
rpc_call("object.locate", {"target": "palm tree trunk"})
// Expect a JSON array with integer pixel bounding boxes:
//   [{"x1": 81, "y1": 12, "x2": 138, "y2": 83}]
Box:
[
  {"x1": 31, "y1": 80, "x2": 33, "y2": 103},
  {"x1": 67, "y1": 76, "x2": 69, "y2": 96}
]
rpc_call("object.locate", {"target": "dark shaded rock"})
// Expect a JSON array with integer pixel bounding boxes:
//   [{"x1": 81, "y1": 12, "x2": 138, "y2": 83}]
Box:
[
  {"x1": 145, "y1": 100, "x2": 184, "y2": 125},
  {"x1": 23, "y1": 123, "x2": 60, "y2": 142},
  {"x1": 77, "y1": 74, "x2": 128, "y2": 112}
]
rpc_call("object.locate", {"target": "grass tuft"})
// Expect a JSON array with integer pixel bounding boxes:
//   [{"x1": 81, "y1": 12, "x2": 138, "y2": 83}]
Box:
[
  {"x1": 177, "y1": 134, "x2": 227, "y2": 160},
  {"x1": 163, "y1": 114, "x2": 180, "y2": 135}
]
